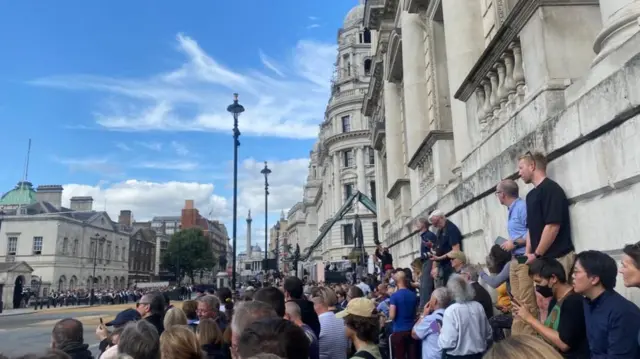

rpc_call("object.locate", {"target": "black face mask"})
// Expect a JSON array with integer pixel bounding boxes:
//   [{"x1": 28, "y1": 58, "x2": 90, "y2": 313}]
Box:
[{"x1": 535, "y1": 285, "x2": 553, "y2": 298}]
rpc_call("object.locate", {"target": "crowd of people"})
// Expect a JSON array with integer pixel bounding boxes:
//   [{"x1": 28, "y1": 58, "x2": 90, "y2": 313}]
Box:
[{"x1": 4, "y1": 151, "x2": 640, "y2": 359}]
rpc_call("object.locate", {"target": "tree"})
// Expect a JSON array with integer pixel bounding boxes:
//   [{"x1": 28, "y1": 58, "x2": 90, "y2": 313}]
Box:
[{"x1": 161, "y1": 228, "x2": 217, "y2": 284}]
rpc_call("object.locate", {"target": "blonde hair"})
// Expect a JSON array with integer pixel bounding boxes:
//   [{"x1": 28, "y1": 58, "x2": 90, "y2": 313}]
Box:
[
  {"x1": 160, "y1": 325, "x2": 202, "y2": 359},
  {"x1": 483, "y1": 335, "x2": 563, "y2": 359},
  {"x1": 519, "y1": 151, "x2": 548, "y2": 170},
  {"x1": 411, "y1": 258, "x2": 423, "y2": 276},
  {"x1": 196, "y1": 318, "x2": 224, "y2": 345},
  {"x1": 163, "y1": 307, "x2": 188, "y2": 329}
]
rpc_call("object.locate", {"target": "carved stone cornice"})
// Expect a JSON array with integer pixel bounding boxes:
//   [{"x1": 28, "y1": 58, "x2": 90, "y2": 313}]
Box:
[
  {"x1": 405, "y1": 0, "x2": 431, "y2": 13},
  {"x1": 454, "y1": 0, "x2": 599, "y2": 101},
  {"x1": 365, "y1": 0, "x2": 400, "y2": 30},
  {"x1": 386, "y1": 178, "x2": 409, "y2": 199},
  {"x1": 363, "y1": 60, "x2": 384, "y2": 116},
  {"x1": 408, "y1": 130, "x2": 454, "y2": 169},
  {"x1": 372, "y1": 119, "x2": 386, "y2": 150},
  {"x1": 323, "y1": 130, "x2": 371, "y2": 148}
]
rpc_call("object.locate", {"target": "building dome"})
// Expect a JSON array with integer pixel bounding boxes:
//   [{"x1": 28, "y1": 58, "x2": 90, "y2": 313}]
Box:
[
  {"x1": 343, "y1": 3, "x2": 365, "y2": 28},
  {"x1": 0, "y1": 181, "x2": 37, "y2": 207}
]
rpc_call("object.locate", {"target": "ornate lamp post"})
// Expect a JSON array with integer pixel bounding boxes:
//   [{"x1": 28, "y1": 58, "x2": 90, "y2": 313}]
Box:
[
  {"x1": 274, "y1": 222, "x2": 280, "y2": 275},
  {"x1": 260, "y1": 161, "x2": 271, "y2": 272},
  {"x1": 90, "y1": 233, "x2": 105, "y2": 306},
  {"x1": 227, "y1": 93, "x2": 244, "y2": 290}
]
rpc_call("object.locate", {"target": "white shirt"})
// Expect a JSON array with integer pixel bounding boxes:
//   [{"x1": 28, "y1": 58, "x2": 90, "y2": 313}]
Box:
[
  {"x1": 357, "y1": 282, "x2": 371, "y2": 296},
  {"x1": 438, "y1": 301, "x2": 492, "y2": 356},
  {"x1": 318, "y1": 311, "x2": 348, "y2": 359}
]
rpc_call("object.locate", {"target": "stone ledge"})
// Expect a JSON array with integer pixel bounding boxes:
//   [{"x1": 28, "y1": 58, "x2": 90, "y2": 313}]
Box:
[
  {"x1": 407, "y1": 130, "x2": 454, "y2": 169},
  {"x1": 386, "y1": 178, "x2": 410, "y2": 200}
]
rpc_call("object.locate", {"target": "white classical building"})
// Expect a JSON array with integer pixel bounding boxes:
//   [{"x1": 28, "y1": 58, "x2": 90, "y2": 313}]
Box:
[
  {"x1": 362, "y1": 0, "x2": 640, "y2": 300},
  {"x1": 289, "y1": 1, "x2": 379, "y2": 263},
  {"x1": 0, "y1": 182, "x2": 129, "y2": 308}
]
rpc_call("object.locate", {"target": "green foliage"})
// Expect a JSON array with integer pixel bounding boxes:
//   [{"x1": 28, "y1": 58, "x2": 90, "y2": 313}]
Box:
[{"x1": 161, "y1": 228, "x2": 217, "y2": 282}]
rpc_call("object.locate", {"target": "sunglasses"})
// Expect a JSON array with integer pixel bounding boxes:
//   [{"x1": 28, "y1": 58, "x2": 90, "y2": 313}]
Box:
[{"x1": 135, "y1": 302, "x2": 150, "y2": 308}]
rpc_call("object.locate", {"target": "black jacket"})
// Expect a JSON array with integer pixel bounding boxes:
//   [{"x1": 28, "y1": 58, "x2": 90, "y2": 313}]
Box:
[
  {"x1": 202, "y1": 343, "x2": 231, "y2": 359},
  {"x1": 472, "y1": 282, "x2": 494, "y2": 320},
  {"x1": 59, "y1": 342, "x2": 94, "y2": 359},
  {"x1": 145, "y1": 313, "x2": 165, "y2": 335},
  {"x1": 291, "y1": 298, "x2": 321, "y2": 337}
]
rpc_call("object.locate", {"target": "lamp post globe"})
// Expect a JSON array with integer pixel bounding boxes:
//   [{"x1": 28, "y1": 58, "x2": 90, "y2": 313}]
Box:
[{"x1": 227, "y1": 93, "x2": 244, "y2": 290}]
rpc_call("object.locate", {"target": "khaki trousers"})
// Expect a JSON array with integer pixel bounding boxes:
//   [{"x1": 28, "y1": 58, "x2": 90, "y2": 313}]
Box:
[{"x1": 509, "y1": 251, "x2": 576, "y2": 335}]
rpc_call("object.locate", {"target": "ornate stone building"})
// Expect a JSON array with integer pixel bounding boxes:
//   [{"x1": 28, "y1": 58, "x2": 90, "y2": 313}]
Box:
[
  {"x1": 289, "y1": 1, "x2": 379, "y2": 263},
  {"x1": 363, "y1": 0, "x2": 640, "y2": 298}
]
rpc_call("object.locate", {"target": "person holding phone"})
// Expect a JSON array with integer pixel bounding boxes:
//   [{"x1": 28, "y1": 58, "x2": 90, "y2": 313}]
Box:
[
  {"x1": 416, "y1": 217, "x2": 437, "y2": 310},
  {"x1": 494, "y1": 179, "x2": 537, "y2": 336}
]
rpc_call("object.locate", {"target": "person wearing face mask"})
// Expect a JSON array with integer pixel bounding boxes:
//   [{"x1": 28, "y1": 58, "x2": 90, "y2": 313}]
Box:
[{"x1": 512, "y1": 258, "x2": 589, "y2": 359}]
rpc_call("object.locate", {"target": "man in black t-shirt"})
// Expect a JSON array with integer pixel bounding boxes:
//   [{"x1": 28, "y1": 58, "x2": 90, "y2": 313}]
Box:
[
  {"x1": 513, "y1": 257, "x2": 589, "y2": 359},
  {"x1": 428, "y1": 209, "x2": 462, "y2": 286},
  {"x1": 518, "y1": 151, "x2": 575, "y2": 279}
]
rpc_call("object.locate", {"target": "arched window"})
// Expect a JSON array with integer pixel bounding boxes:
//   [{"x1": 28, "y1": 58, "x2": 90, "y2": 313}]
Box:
[
  {"x1": 62, "y1": 237, "x2": 68, "y2": 255},
  {"x1": 364, "y1": 59, "x2": 372, "y2": 76},
  {"x1": 363, "y1": 29, "x2": 371, "y2": 43}
]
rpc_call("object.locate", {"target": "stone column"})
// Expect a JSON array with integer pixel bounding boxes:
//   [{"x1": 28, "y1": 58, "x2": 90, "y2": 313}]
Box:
[
  {"x1": 441, "y1": 0, "x2": 485, "y2": 171},
  {"x1": 400, "y1": 11, "x2": 430, "y2": 158},
  {"x1": 383, "y1": 81, "x2": 404, "y2": 185},
  {"x1": 594, "y1": 0, "x2": 640, "y2": 64},
  {"x1": 356, "y1": 147, "x2": 367, "y2": 193},
  {"x1": 333, "y1": 154, "x2": 341, "y2": 211}
]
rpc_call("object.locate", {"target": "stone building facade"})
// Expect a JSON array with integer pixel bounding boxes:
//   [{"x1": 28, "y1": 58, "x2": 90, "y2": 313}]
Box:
[
  {"x1": 363, "y1": 0, "x2": 640, "y2": 300},
  {"x1": 289, "y1": 1, "x2": 379, "y2": 263},
  {"x1": 0, "y1": 187, "x2": 130, "y2": 308},
  {"x1": 127, "y1": 227, "x2": 156, "y2": 286}
]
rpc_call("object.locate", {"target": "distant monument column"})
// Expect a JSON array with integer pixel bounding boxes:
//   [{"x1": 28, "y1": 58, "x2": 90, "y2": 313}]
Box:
[{"x1": 246, "y1": 210, "x2": 252, "y2": 257}]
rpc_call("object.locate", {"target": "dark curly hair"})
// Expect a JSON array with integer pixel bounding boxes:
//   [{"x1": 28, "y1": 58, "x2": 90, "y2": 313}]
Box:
[
  {"x1": 488, "y1": 244, "x2": 512, "y2": 274},
  {"x1": 343, "y1": 314, "x2": 380, "y2": 344}
]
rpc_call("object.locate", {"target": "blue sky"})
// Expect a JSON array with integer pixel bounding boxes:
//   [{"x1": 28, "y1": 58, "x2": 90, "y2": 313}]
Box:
[{"x1": 0, "y1": 0, "x2": 360, "y2": 253}]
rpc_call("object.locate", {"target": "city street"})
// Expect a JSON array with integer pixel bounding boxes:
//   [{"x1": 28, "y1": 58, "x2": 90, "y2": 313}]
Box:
[{"x1": 0, "y1": 303, "x2": 139, "y2": 357}]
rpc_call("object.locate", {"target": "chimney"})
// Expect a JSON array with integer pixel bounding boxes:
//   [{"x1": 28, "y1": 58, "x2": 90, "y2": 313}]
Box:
[
  {"x1": 246, "y1": 210, "x2": 252, "y2": 257},
  {"x1": 118, "y1": 210, "x2": 132, "y2": 227},
  {"x1": 185, "y1": 200, "x2": 194, "y2": 209},
  {"x1": 181, "y1": 199, "x2": 199, "y2": 229},
  {"x1": 69, "y1": 196, "x2": 93, "y2": 211},
  {"x1": 35, "y1": 185, "x2": 64, "y2": 208}
]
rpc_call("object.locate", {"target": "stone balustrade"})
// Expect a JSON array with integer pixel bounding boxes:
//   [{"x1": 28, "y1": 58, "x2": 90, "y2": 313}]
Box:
[{"x1": 474, "y1": 40, "x2": 526, "y2": 126}]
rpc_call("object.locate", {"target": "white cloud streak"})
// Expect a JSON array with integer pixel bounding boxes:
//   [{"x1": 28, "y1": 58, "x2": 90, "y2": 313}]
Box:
[
  {"x1": 32, "y1": 33, "x2": 337, "y2": 139},
  {"x1": 170, "y1": 141, "x2": 190, "y2": 156},
  {"x1": 307, "y1": 24, "x2": 321, "y2": 29}
]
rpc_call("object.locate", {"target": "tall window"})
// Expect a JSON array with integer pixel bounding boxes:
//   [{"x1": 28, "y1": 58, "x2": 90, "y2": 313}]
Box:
[
  {"x1": 72, "y1": 239, "x2": 79, "y2": 256},
  {"x1": 90, "y1": 241, "x2": 96, "y2": 259},
  {"x1": 364, "y1": 59, "x2": 372, "y2": 76},
  {"x1": 343, "y1": 224, "x2": 354, "y2": 245},
  {"x1": 122, "y1": 246, "x2": 126, "y2": 261},
  {"x1": 363, "y1": 29, "x2": 371, "y2": 43},
  {"x1": 370, "y1": 181, "x2": 377, "y2": 203},
  {"x1": 7, "y1": 237, "x2": 17, "y2": 255},
  {"x1": 99, "y1": 242, "x2": 105, "y2": 263},
  {"x1": 341, "y1": 115, "x2": 351, "y2": 132},
  {"x1": 62, "y1": 237, "x2": 68, "y2": 255},
  {"x1": 343, "y1": 149, "x2": 354, "y2": 167},
  {"x1": 372, "y1": 222, "x2": 379, "y2": 244},
  {"x1": 344, "y1": 183, "x2": 354, "y2": 201},
  {"x1": 367, "y1": 146, "x2": 375, "y2": 165},
  {"x1": 115, "y1": 246, "x2": 120, "y2": 262},
  {"x1": 106, "y1": 242, "x2": 112, "y2": 263},
  {"x1": 32, "y1": 237, "x2": 43, "y2": 255}
]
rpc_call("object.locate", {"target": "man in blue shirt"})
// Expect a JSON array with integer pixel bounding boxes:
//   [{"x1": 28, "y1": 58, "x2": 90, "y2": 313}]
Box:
[
  {"x1": 495, "y1": 179, "x2": 536, "y2": 336},
  {"x1": 389, "y1": 270, "x2": 418, "y2": 359},
  {"x1": 573, "y1": 250, "x2": 640, "y2": 358},
  {"x1": 412, "y1": 288, "x2": 451, "y2": 359}
]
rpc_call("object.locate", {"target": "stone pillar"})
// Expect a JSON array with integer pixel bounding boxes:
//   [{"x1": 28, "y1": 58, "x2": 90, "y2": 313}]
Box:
[
  {"x1": 333, "y1": 154, "x2": 341, "y2": 211},
  {"x1": 246, "y1": 211, "x2": 252, "y2": 258},
  {"x1": 594, "y1": 0, "x2": 640, "y2": 64},
  {"x1": 441, "y1": 0, "x2": 485, "y2": 170},
  {"x1": 383, "y1": 81, "x2": 404, "y2": 185},
  {"x1": 400, "y1": 11, "x2": 430, "y2": 158},
  {"x1": 356, "y1": 147, "x2": 366, "y2": 193},
  {"x1": 375, "y1": 152, "x2": 388, "y2": 222}
]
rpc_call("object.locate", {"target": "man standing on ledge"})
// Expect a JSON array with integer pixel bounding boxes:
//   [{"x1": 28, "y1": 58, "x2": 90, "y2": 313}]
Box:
[
  {"x1": 428, "y1": 210, "x2": 462, "y2": 287},
  {"x1": 518, "y1": 151, "x2": 575, "y2": 278}
]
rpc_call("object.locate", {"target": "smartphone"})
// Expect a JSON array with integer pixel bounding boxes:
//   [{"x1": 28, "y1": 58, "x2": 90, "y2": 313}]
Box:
[
  {"x1": 516, "y1": 255, "x2": 528, "y2": 264},
  {"x1": 507, "y1": 291, "x2": 521, "y2": 306},
  {"x1": 495, "y1": 236, "x2": 508, "y2": 245}
]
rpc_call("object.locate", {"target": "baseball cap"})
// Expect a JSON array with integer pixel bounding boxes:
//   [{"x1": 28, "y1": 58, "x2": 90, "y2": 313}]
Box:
[
  {"x1": 336, "y1": 298, "x2": 376, "y2": 319},
  {"x1": 105, "y1": 308, "x2": 141, "y2": 327},
  {"x1": 449, "y1": 251, "x2": 467, "y2": 264}
]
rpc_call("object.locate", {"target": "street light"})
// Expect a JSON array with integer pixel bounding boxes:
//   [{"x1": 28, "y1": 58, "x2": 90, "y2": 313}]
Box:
[
  {"x1": 227, "y1": 93, "x2": 244, "y2": 290},
  {"x1": 260, "y1": 161, "x2": 271, "y2": 271},
  {"x1": 274, "y1": 222, "x2": 280, "y2": 275},
  {"x1": 90, "y1": 233, "x2": 105, "y2": 306}
]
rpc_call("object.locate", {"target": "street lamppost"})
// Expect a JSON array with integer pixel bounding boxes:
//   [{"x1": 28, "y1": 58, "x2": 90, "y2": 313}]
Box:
[
  {"x1": 90, "y1": 233, "x2": 105, "y2": 306},
  {"x1": 227, "y1": 93, "x2": 244, "y2": 290},
  {"x1": 274, "y1": 222, "x2": 280, "y2": 275},
  {"x1": 260, "y1": 161, "x2": 271, "y2": 272}
]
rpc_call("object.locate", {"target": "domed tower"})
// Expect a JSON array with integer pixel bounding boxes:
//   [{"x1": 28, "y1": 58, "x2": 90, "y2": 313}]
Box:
[{"x1": 314, "y1": 0, "x2": 376, "y2": 261}]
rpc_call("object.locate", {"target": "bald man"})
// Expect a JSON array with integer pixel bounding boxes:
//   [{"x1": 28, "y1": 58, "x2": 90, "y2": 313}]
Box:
[{"x1": 286, "y1": 301, "x2": 320, "y2": 359}]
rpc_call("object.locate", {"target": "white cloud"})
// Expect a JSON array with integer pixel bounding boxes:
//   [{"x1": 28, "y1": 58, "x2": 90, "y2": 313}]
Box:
[
  {"x1": 115, "y1": 142, "x2": 131, "y2": 151},
  {"x1": 170, "y1": 141, "x2": 189, "y2": 156},
  {"x1": 136, "y1": 141, "x2": 163, "y2": 151},
  {"x1": 135, "y1": 161, "x2": 198, "y2": 171},
  {"x1": 309, "y1": 16, "x2": 319, "y2": 21},
  {"x1": 307, "y1": 24, "x2": 321, "y2": 29},
  {"x1": 32, "y1": 33, "x2": 337, "y2": 139},
  {"x1": 61, "y1": 180, "x2": 230, "y2": 222},
  {"x1": 258, "y1": 50, "x2": 285, "y2": 78},
  {"x1": 53, "y1": 156, "x2": 124, "y2": 176}
]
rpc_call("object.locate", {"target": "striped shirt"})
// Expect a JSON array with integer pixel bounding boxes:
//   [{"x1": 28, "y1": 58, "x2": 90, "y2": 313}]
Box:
[{"x1": 318, "y1": 311, "x2": 348, "y2": 359}]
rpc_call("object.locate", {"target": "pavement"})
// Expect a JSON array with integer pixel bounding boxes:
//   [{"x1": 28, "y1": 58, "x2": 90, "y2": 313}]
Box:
[{"x1": 0, "y1": 302, "x2": 185, "y2": 357}]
